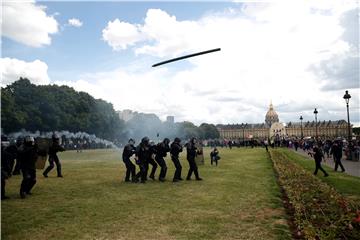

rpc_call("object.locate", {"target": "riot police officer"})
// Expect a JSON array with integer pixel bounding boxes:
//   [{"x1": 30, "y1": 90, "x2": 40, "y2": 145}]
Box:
[
  {"x1": 186, "y1": 137, "x2": 202, "y2": 181},
  {"x1": 43, "y1": 134, "x2": 65, "y2": 178},
  {"x1": 170, "y1": 137, "x2": 183, "y2": 182},
  {"x1": 155, "y1": 138, "x2": 170, "y2": 182},
  {"x1": 18, "y1": 136, "x2": 38, "y2": 198},
  {"x1": 12, "y1": 136, "x2": 24, "y2": 175},
  {"x1": 147, "y1": 141, "x2": 158, "y2": 180},
  {"x1": 122, "y1": 138, "x2": 136, "y2": 182},
  {"x1": 1, "y1": 136, "x2": 14, "y2": 200},
  {"x1": 135, "y1": 137, "x2": 151, "y2": 183}
]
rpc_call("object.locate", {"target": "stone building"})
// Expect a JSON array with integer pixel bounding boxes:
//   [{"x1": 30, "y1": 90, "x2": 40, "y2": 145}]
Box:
[{"x1": 217, "y1": 103, "x2": 351, "y2": 140}]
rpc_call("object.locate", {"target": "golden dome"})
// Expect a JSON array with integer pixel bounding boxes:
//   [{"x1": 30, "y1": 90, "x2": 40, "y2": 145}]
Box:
[{"x1": 265, "y1": 102, "x2": 279, "y2": 126}]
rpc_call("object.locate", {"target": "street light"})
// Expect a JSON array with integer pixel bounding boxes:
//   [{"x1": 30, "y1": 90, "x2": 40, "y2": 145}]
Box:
[
  {"x1": 314, "y1": 108, "x2": 318, "y2": 139},
  {"x1": 343, "y1": 90, "x2": 351, "y2": 142},
  {"x1": 300, "y1": 115, "x2": 303, "y2": 139},
  {"x1": 241, "y1": 123, "x2": 245, "y2": 146}
]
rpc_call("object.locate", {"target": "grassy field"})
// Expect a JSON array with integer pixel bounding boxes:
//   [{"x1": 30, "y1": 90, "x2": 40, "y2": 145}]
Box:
[
  {"x1": 276, "y1": 148, "x2": 360, "y2": 202},
  {"x1": 2, "y1": 147, "x2": 292, "y2": 240}
]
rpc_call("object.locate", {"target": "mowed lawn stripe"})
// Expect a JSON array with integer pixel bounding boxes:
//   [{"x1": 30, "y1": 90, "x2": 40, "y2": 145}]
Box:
[{"x1": 2, "y1": 148, "x2": 291, "y2": 240}]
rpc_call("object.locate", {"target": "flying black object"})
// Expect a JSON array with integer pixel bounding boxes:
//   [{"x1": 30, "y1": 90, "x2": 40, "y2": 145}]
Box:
[{"x1": 152, "y1": 48, "x2": 221, "y2": 67}]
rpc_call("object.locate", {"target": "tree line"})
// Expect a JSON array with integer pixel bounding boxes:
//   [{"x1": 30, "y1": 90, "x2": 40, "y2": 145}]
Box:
[{"x1": 1, "y1": 78, "x2": 219, "y2": 143}]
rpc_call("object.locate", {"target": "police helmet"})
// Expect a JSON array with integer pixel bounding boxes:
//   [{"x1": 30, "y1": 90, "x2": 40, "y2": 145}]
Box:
[
  {"x1": 1, "y1": 135, "x2": 10, "y2": 147},
  {"x1": 163, "y1": 138, "x2": 170, "y2": 144},
  {"x1": 25, "y1": 136, "x2": 35, "y2": 144},
  {"x1": 52, "y1": 133, "x2": 60, "y2": 140},
  {"x1": 128, "y1": 138, "x2": 135, "y2": 144},
  {"x1": 141, "y1": 136, "x2": 150, "y2": 145},
  {"x1": 174, "y1": 137, "x2": 181, "y2": 143}
]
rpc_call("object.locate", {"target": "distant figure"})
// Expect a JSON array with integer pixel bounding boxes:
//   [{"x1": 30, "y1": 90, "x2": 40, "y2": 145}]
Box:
[
  {"x1": 122, "y1": 139, "x2": 136, "y2": 182},
  {"x1": 210, "y1": 147, "x2": 220, "y2": 166},
  {"x1": 43, "y1": 134, "x2": 65, "y2": 178},
  {"x1": 170, "y1": 137, "x2": 183, "y2": 182},
  {"x1": 311, "y1": 145, "x2": 329, "y2": 177},
  {"x1": 155, "y1": 138, "x2": 170, "y2": 182},
  {"x1": 186, "y1": 137, "x2": 202, "y2": 181},
  {"x1": 330, "y1": 141, "x2": 345, "y2": 172},
  {"x1": 264, "y1": 139, "x2": 269, "y2": 152},
  {"x1": 294, "y1": 140, "x2": 299, "y2": 151},
  {"x1": 18, "y1": 136, "x2": 39, "y2": 198},
  {"x1": 135, "y1": 137, "x2": 151, "y2": 183}
]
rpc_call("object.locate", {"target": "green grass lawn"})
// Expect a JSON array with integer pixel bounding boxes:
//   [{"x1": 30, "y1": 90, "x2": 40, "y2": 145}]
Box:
[
  {"x1": 275, "y1": 148, "x2": 360, "y2": 202},
  {"x1": 2, "y1": 148, "x2": 292, "y2": 240}
]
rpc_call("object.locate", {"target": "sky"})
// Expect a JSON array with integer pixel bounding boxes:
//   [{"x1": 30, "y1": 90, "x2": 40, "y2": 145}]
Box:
[{"x1": 1, "y1": 0, "x2": 359, "y2": 126}]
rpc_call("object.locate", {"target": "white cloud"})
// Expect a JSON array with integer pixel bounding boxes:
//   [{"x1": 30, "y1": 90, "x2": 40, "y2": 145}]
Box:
[
  {"x1": 1, "y1": 0, "x2": 58, "y2": 47},
  {"x1": 0, "y1": 58, "x2": 51, "y2": 86},
  {"x1": 68, "y1": 18, "x2": 83, "y2": 27},
  {"x1": 102, "y1": 19, "x2": 143, "y2": 50},
  {"x1": 92, "y1": 2, "x2": 359, "y2": 125}
]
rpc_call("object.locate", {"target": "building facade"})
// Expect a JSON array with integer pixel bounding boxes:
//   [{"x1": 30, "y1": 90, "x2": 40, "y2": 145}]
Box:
[{"x1": 217, "y1": 103, "x2": 351, "y2": 140}]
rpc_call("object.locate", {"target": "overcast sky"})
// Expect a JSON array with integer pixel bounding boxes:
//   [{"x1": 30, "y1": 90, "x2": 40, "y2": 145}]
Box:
[{"x1": 1, "y1": 0, "x2": 359, "y2": 126}]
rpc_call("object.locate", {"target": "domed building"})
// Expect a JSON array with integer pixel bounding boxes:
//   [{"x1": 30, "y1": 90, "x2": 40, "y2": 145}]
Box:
[
  {"x1": 265, "y1": 102, "x2": 279, "y2": 127},
  {"x1": 216, "y1": 102, "x2": 350, "y2": 140}
]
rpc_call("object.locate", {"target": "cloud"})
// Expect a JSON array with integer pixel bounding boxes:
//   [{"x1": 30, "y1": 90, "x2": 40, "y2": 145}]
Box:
[
  {"x1": 1, "y1": 0, "x2": 58, "y2": 47},
  {"x1": 0, "y1": 58, "x2": 51, "y2": 86},
  {"x1": 311, "y1": 8, "x2": 360, "y2": 91},
  {"x1": 87, "y1": 2, "x2": 359, "y2": 126},
  {"x1": 68, "y1": 18, "x2": 83, "y2": 27},
  {"x1": 102, "y1": 19, "x2": 143, "y2": 50}
]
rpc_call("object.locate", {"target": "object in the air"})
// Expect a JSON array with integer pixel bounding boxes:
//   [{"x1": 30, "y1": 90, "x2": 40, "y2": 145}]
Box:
[{"x1": 152, "y1": 48, "x2": 221, "y2": 67}]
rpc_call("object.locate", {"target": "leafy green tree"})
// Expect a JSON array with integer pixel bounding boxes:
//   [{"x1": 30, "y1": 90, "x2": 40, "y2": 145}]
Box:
[{"x1": 1, "y1": 78, "x2": 125, "y2": 141}]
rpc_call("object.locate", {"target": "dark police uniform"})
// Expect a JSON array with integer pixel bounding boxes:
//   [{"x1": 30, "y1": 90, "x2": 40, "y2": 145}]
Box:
[
  {"x1": 18, "y1": 137, "x2": 38, "y2": 198},
  {"x1": 155, "y1": 138, "x2": 170, "y2": 181},
  {"x1": 43, "y1": 135, "x2": 65, "y2": 178},
  {"x1": 1, "y1": 137, "x2": 14, "y2": 200},
  {"x1": 186, "y1": 138, "x2": 202, "y2": 181},
  {"x1": 170, "y1": 138, "x2": 183, "y2": 182},
  {"x1": 313, "y1": 146, "x2": 329, "y2": 177},
  {"x1": 330, "y1": 142, "x2": 345, "y2": 172},
  {"x1": 122, "y1": 140, "x2": 136, "y2": 182},
  {"x1": 135, "y1": 137, "x2": 151, "y2": 183},
  {"x1": 146, "y1": 142, "x2": 158, "y2": 180}
]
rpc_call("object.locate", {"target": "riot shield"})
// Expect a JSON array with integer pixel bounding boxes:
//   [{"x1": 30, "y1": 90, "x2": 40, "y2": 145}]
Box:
[
  {"x1": 195, "y1": 143, "x2": 204, "y2": 165},
  {"x1": 35, "y1": 137, "x2": 50, "y2": 169}
]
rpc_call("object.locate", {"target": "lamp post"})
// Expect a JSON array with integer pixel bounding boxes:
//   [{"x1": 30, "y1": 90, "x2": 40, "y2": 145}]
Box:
[
  {"x1": 343, "y1": 90, "x2": 351, "y2": 142},
  {"x1": 241, "y1": 123, "x2": 245, "y2": 146},
  {"x1": 343, "y1": 90, "x2": 352, "y2": 160},
  {"x1": 314, "y1": 108, "x2": 318, "y2": 140},
  {"x1": 300, "y1": 115, "x2": 303, "y2": 139}
]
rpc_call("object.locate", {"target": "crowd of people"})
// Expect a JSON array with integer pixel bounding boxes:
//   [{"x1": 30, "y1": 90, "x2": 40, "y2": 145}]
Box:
[{"x1": 3, "y1": 131, "x2": 359, "y2": 200}]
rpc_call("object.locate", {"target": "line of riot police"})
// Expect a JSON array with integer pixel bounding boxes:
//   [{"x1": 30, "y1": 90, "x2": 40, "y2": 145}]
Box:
[
  {"x1": 1, "y1": 134, "x2": 65, "y2": 200},
  {"x1": 122, "y1": 136, "x2": 202, "y2": 183}
]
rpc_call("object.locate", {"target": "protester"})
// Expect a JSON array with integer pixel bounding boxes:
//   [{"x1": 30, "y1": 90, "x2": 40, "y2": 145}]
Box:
[{"x1": 210, "y1": 147, "x2": 220, "y2": 166}]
